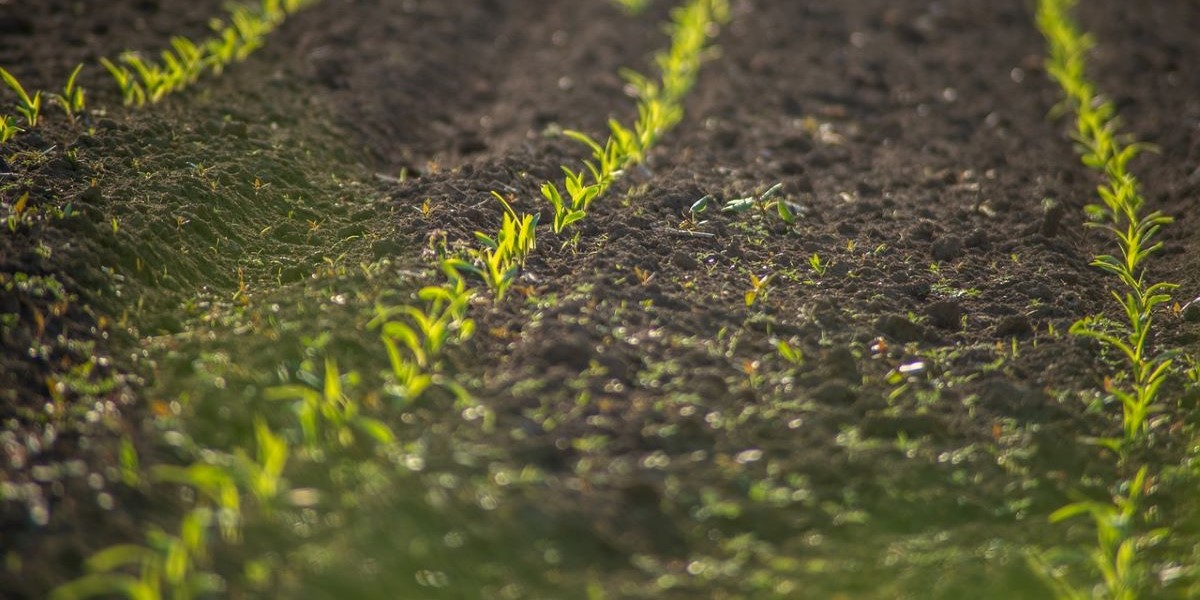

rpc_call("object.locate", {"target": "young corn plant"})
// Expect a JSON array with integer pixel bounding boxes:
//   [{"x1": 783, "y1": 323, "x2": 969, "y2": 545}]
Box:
[
  {"x1": 368, "y1": 263, "x2": 478, "y2": 406},
  {"x1": 1032, "y1": 468, "x2": 1163, "y2": 600},
  {"x1": 265, "y1": 357, "x2": 393, "y2": 450},
  {"x1": 809, "y1": 253, "x2": 829, "y2": 277},
  {"x1": 679, "y1": 194, "x2": 712, "y2": 230},
  {"x1": 50, "y1": 64, "x2": 86, "y2": 126},
  {"x1": 0, "y1": 114, "x2": 20, "y2": 144},
  {"x1": 52, "y1": 421, "x2": 291, "y2": 600},
  {"x1": 0, "y1": 67, "x2": 42, "y2": 127},
  {"x1": 1038, "y1": 0, "x2": 1176, "y2": 448},
  {"x1": 49, "y1": 507, "x2": 223, "y2": 600},
  {"x1": 541, "y1": 176, "x2": 589, "y2": 234},
  {"x1": 99, "y1": 57, "x2": 147, "y2": 107},
  {"x1": 744, "y1": 272, "x2": 774, "y2": 307},
  {"x1": 722, "y1": 183, "x2": 802, "y2": 226},
  {"x1": 452, "y1": 191, "x2": 538, "y2": 300}
]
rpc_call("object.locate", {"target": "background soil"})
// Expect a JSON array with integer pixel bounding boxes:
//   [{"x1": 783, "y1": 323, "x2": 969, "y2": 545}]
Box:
[{"x1": 1, "y1": 0, "x2": 1198, "y2": 597}]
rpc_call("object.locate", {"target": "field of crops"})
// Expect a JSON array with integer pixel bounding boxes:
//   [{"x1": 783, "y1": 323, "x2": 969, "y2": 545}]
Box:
[{"x1": 1, "y1": 0, "x2": 1199, "y2": 598}]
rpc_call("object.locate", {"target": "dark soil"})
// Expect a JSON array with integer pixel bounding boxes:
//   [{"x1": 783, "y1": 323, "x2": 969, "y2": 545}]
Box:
[{"x1": 2, "y1": 0, "x2": 1199, "y2": 598}]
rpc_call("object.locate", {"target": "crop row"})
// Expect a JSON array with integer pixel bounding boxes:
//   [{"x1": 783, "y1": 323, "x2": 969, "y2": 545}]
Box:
[
  {"x1": 0, "y1": 0, "x2": 317, "y2": 146},
  {"x1": 1034, "y1": 0, "x2": 1190, "y2": 597},
  {"x1": 50, "y1": 1, "x2": 730, "y2": 597}
]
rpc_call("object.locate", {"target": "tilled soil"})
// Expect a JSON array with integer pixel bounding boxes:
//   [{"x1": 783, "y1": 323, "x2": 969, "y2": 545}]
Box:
[{"x1": 1, "y1": 0, "x2": 1199, "y2": 598}]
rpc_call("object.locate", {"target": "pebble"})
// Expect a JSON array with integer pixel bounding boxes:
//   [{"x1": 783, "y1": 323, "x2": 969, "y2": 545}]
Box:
[
  {"x1": 994, "y1": 314, "x2": 1032, "y2": 337},
  {"x1": 924, "y1": 300, "x2": 963, "y2": 329},
  {"x1": 930, "y1": 235, "x2": 964, "y2": 261},
  {"x1": 875, "y1": 314, "x2": 926, "y2": 343}
]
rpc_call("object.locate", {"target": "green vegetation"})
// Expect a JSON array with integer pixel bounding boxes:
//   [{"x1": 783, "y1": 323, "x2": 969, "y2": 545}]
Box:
[
  {"x1": 50, "y1": 64, "x2": 86, "y2": 126},
  {"x1": 52, "y1": 1, "x2": 730, "y2": 597},
  {"x1": 1039, "y1": 2, "x2": 1175, "y2": 447},
  {"x1": 100, "y1": 0, "x2": 319, "y2": 107},
  {"x1": 539, "y1": 0, "x2": 730, "y2": 237},
  {"x1": 458, "y1": 191, "x2": 539, "y2": 300},
  {"x1": 0, "y1": 67, "x2": 42, "y2": 128},
  {"x1": 1034, "y1": 0, "x2": 1180, "y2": 596},
  {"x1": 722, "y1": 182, "x2": 802, "y2": 227},
  {"x1": 744, "y1": 271, "x2": 773, "y2": 307},
  {"x1": 0, "y1": 115, "x2": 20, "y2": 144}
]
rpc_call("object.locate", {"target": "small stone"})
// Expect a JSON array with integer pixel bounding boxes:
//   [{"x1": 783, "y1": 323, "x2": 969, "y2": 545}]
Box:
[
  {"x1": 371, "y1": 239, "x2": 404, "y2": 258},
  {"x1": 964, "y1": 228, "x2": 989, "y2": 249},
  {"x1": 223, "y1": 121, "x2": 248, "y2": 138},
  {"x1": 812, "y1": 379, "x2": 855, "y2": 404},
  {"x1": 80, "y1": 186, "x2": 103, "y2": 204},
  {"x1": 978, "y1": 379, "x2": 1046, "y2": 416},
  {"x1": 1184, "y1": 301, "x2": 1200, "y2": 323},
  {"x1": 820, "y1": 346, "x2": 860, "y2": 382},
  {"x1": 861, "y1": 414, "x2": 945, "y2": 439},
  {"x1": 671, "y1": 251, "x2": 699, "y2": 270},
  {"x1": 924, "y1": 301, "x2": 963, "y2": 329},
  {"x1": 875, "y1": 314, "x2": 926, "y2": 343},
  {"x1": 995, "y1": 314, "x2": 1032, "y2": 337},
  {"x1": 1040, "y1": 198, "x2": 1066, "y2": 237},
  {"x1": 930, "y1": 235, "x2": 964, "y2": 261}
]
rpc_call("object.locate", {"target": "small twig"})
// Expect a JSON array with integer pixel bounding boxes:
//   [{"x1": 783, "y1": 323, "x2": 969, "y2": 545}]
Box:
[{"x1": 662, "y1": 228, "x2": 716, "y2": 238}]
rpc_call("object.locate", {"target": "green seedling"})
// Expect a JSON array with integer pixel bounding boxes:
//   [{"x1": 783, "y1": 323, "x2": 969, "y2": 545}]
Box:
[
  {"x1": 776, "y1": 340, "x2": 804, "y2": 366},
  {"x1": 564, "y1": 128, "x2": 628, "y2": 191},
  {"x1": 0, "y1": 114, "x2": 20, "y2": 144},
  {"x1": 0, "y1": 67, "x2": 41, "y2": 127},
  {"x1": 745, "y1": 272, "x2": 774, "y2": 307},
  {"x1": 458, "y1": 192, "x2": 538, "y2": 300},
  {"x1": 680, "y1": 194, "x2": 711, "y2": 229},
  {"x1": 119, "y1": 52, "x2": 171, "y2": 102},
  {"x1": 266, "y1": 357, "x2": 391, "y2": 450},
  {"x1": 50, "y1": 64, "x2": 86, "y2": 126},
  {"x1": 169, "y1": 37, "x2": 206, "y2": 84},
  {"x1": 722, "y1": 183, "x2": 802, "y2": 226},
  {"x1": 151, "y1": 463, "x2": 240, "y2": 540},
  {"x1": 809, "y1": 253, "x2": 828, "y2": 277},
  {"x1": 237, "y1": 419, "x2": 290, "y2": 513},
  {"x1": 206, "y1": 27, "x2": 240, "y2": 74},
  {"x1": 99, "y1": 57, "x2": 146, "y2": 107},
  {"x1": 118, "y1": 438, "x2": 140, "y2": 487},
  {"x1": 49, "y1": 508, "x2": 223, "y2": 600},
  {"x1": 1035, "y1": 2, "x2": 1179, "y2": 598},
  {"x1": 540, "y1": 0, "x2": 727, "y2": 236},
  {"x1": 97, "y1": 0, "x2": 317, "y2": 106},
  {"x1": 541, "y1": 180, "x2": 588, "y2": 233},
  {"x1": 6, "y1": 192, "x2": 30, "y2": 232},
  {"x1": 1036, "y1": 467, "x2": 1161, "y2": 600}
]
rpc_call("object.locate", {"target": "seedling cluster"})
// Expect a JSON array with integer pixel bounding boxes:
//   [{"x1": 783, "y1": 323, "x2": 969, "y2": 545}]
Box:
[
  {"x1": 101, "y1": 0, "x2": 318, "y2": 107},
  {"x1": 0, "y1": 67, "x2": 42, "y2": 128},
  {"x1": 0, "y1": 0, "x2": 317, "y2": 148},
  {"x1": 539, "y1": 0, "x2": 730, "y2": 237}
]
